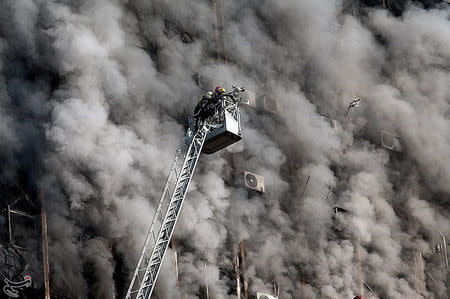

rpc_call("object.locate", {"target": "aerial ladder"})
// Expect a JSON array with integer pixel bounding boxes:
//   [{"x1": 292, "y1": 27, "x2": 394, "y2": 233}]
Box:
[{"x1": 125, "y1": 86, "x2": 245, "y2": 299}]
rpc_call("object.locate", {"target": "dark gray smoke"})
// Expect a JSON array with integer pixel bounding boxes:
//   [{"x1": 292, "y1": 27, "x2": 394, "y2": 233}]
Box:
[{"x1": 0, "y1": 0, "x2": 449, "y2": 298}]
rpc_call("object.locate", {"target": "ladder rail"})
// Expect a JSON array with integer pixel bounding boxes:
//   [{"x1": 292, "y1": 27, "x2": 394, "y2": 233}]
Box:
[
  {"x1": 126, "y1": 125, "x2": 209, "y2": 299},
  {"x1": 125, "y1": 148, "x2": 181, "y2": 298},
  {"x1": 138, "y1": 125, "x2": 209, "y2": 299}
]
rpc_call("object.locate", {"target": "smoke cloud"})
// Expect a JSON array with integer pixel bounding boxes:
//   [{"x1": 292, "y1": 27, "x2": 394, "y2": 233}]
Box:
[{"x1": 0, "y1": 0, "x2": 449, "y2": 298}]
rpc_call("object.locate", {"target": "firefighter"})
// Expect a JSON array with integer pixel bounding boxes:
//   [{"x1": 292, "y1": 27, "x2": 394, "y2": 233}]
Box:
[
  {"x1": 211, "y1": 86, "x2": 227, "y2": 122},
  {"x1": 194, "y1": 91, "x2": 213, "y2": 130},
  {"x1": 194, "y1": 91, "x2": 213, "y2": 116},
  {"x1": 194, "y1": 86, "x2": 227, "y2": 131}
]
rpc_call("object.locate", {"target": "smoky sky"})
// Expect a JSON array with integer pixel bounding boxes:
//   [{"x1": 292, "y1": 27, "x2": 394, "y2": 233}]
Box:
[{"x1": 0, "y1": 0, "x2": 449, "y2": 298}]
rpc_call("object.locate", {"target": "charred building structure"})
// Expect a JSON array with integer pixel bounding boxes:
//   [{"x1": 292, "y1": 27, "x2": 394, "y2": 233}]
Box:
[
  {"x1": 0, "y1": 185, "x2": 44, "y2": 298},
  {"x1": 1, "y1": 0, "x2": 449, "y2": 298}
]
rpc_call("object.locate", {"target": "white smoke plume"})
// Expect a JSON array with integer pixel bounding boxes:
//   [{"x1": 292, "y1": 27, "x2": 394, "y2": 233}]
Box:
[{"x1": 0, "y1": 0, "x2": 449, "y2": 298}]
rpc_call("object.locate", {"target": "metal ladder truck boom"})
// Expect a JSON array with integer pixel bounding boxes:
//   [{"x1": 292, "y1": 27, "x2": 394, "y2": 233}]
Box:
[{"x1": 126, "y1": 86, "x2": 245, "y2": 299}]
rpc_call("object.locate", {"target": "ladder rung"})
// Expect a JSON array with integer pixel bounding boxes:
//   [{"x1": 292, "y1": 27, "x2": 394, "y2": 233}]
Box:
[{"x1": 127, "y1": 130, "x2": 209, "y2": 299}]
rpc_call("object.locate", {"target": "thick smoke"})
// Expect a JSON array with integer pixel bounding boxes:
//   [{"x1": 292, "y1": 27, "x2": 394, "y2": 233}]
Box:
[{"x1": 0, "y1": 0, "x2": 449, "y2": 298}]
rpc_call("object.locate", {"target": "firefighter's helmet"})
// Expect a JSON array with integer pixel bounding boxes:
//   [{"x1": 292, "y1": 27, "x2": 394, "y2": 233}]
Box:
[
  {"x1": 205, "y1": 91, "x2": 213, "y2": 99},
  {"x1": 215, "y1": 86, "x2": 226, "y2": 94}
]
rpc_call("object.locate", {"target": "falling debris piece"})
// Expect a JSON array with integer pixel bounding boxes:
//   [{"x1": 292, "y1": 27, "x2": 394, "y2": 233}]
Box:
[{"x1": 344, "y1": 97, "x2": 362, "y2": 117}]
